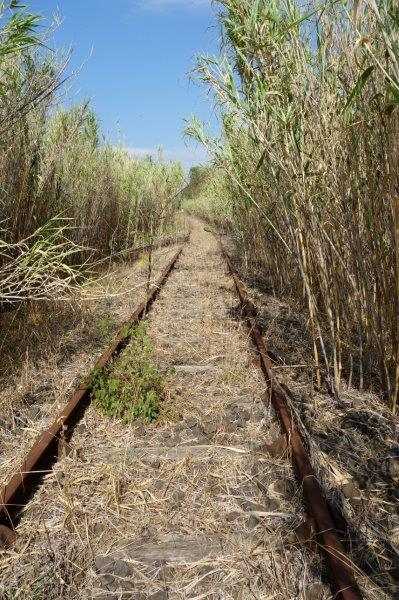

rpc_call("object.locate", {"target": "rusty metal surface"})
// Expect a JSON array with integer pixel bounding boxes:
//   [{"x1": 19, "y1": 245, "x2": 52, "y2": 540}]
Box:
[
  {"x1": 220, "y1": 243, "x2": 362, "y2": 600},
  {"x1": 0, "y1": 235, "x2": 189, "y2": 317},
  {"x1": 129, "y1": 233, "x2": 189, "y2": 262},
  {"x1": 0, "y1": 244, "x2": 186, "y2": 533}
]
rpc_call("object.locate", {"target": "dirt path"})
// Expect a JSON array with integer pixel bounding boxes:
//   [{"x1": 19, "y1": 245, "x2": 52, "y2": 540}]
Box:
[{"x1": 2, "y1": 220, "x2": 331, "y2": 599}]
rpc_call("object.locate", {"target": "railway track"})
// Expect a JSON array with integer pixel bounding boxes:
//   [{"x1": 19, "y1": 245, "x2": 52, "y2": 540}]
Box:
[
  {"x1": 0, "y1": 241, "x2": 187, "y2": 542},
  {"x1": 0, "y1": 222, "x2": 392, "y2": 599},
  {"x1": 219, "y1": 240, "x2": 362, "y2": 600},
  {"x1": 126, "y1": 234, "x2": 189, "y2": 262}
]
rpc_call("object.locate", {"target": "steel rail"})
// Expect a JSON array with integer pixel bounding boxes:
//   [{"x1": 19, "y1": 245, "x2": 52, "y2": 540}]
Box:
[
  {"x1": 0, "y1": 234, "x2": 189, "y2": 316},
  {"x1": 219, "y1": 242, "x2": 362, "y2": 600},
  {"x1": 0, "y1": 242, "x2": 186, "y2": 539},
  {"x1": 126, "y1": 233, "x2": 190, "y2": 262}
]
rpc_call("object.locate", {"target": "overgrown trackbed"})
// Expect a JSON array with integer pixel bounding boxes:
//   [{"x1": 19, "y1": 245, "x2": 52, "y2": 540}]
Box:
[{"x1": 0, "y1": 219, "x2": 393, "y2": 600}]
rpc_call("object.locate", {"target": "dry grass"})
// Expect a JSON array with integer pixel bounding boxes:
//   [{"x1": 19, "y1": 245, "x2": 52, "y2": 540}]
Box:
[
  {"x1": 0, "y1": 237, "x2": 187, "y2": 490},
  {"x1": 1, "y1": 220, "x2": 396, "y2": 599},
  {"x1": 0, "y1": 220, "x2": 329, "y2": 600},
  {"x1": 242, "y1": 266, "x2": 399, "y2": 598}
]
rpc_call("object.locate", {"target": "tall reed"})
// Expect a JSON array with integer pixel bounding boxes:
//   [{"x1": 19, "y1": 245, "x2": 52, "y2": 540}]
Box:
[
  {"x1": 186, "y1": 0, "x2": 399, "y2": 410},
  {"x1": 0, "y1": 2, "x2": 183, "y2": 306}
]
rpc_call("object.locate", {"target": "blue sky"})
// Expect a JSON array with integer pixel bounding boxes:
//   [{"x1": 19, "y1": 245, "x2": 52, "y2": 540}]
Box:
[{"x1": 30, "y1": 0, "x2": 220, "y2": 168}]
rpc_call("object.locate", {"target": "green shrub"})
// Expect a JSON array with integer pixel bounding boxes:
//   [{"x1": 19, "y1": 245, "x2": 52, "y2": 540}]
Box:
[
  {"x1": 97, "y1": 315, "x2": 117, "y2": 342},
  {"x1": 91, "y1": 322, "x2": 164, "y2": 423}
]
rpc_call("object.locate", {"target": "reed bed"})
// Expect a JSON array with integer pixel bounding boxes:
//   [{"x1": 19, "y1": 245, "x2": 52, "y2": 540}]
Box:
[
  {"x1": 0, "y1": 2, "x2": 184, "y2": 308},
  {"x1": 185, "y1": 0, "x2": 399, "y2": 411}
]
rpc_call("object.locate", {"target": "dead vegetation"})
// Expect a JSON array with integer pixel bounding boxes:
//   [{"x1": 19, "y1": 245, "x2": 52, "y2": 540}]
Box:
[
  {"x1": 0, "y1": 241, "x2": 186, "y2": 491},
  {"x1": 0, "y1": 220, "x2": 395, "y2": 600},
  {"x1": 0, "y1": 221, "x2": 328, "y2": 600},
  {"x1": 185, "y1": 0, "x2": 399, "y2": 412},
  {"x1": 241, "y1": 268, "x2": 399, "y2": 598}
]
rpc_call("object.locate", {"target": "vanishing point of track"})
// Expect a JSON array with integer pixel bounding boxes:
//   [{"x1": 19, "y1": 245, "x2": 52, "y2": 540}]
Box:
[
  {"x1": 0, "y1": 239, "x2": 187, "y2": 537},
  {"x1": 0, "y1": 228, "x2": 363, "y2": 599}
]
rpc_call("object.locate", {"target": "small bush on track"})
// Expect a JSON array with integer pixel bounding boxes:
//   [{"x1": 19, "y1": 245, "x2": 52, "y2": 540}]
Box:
[{"x1": 91, "y1": 322, "x2": 164, "y2": 423}]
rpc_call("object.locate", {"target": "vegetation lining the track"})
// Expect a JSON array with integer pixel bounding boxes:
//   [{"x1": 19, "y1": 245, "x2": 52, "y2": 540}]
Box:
[{"x1": 185, "y1": 0, "x2": 399, "y2": 413}]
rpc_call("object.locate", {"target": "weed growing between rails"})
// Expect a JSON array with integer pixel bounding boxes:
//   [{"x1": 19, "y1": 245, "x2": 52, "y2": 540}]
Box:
[
  {"x1": 0, "y1": 246, "x2": 185, "y2": 539},
  {"x1": 91, "y1": 322, "x2": 166, "y2": 423},
  {"x1": 185, "y1": 0, "x2": 399, "y2": 412}
]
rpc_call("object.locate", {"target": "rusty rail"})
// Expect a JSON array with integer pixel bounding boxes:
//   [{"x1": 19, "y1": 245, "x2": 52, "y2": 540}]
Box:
[
  {"x1": 128, "y1": 233, "x2": 189, "y2": 262},
  {"x1": 0, "y1": 243, "x2": 186, "y2": 538},
  {"x1": 0, "y1": 235, "x2": 189, "y2": 317},
  {"x1": 219, "y1": 242, "x2": 362, "y2": 600}
]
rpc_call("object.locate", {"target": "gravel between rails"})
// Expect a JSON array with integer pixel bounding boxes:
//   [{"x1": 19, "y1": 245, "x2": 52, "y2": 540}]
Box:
[{"x1": 0, "y1": 219, "x2": 390, "y2": 599}]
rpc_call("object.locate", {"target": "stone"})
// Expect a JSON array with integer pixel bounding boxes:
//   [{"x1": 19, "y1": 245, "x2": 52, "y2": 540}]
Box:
[
  {"x1": 249, "y1": 441, "x2": 267, "y2": 453},
  {"x1": 185, "y1": 417, "x2": 199, "y2": 428},
  {"x1": 94, "y1": 556, "x2": 133, "y2": 577},
  {"x1": 0, "y1": 525, "x2": 16, "y2": 548},
  {"x1": 152, "y1": 479, "x2": 164, "y2": 491},
  {"x1": 263, "y1": 421, "x2": 281, "y2": 441},
  {"x1": 240, "y1": 499, "x2": 268, "y2": 513},
  {"x1": 247, "y1": 514, "x2": 260, "y2": 530},
  {"x1": 190, "y1": 425, "x2": 207, "y2": 441},
  {"x1": 135, "y1": 425, "x2": 146, "y2": 437},
  {"x1": 223, "y1": 408, "x2": 241, "y2": 427},
  {"x1": 251, "y1": 468, "x2": 270, "y2": 492},
  {"x1": 272, "y1": 478, "x2": 294, "y2": 497},
  {"x1": 171, "y1": 490, "x2": 185, "y2": 507},
  {"x1": 251, "y1": 408, "x2": 265, "y2": 423},
  {"x1": 202, "y1": 418, "x2": 219, "y2": 435},
  {"x1": 231, "y1": 407, "x2": 250, "y2": 423},
  {"x1": 148, "y1": 592, "x2": 168, "y2": 600},
  {"x1": 391, "y1": 488, "x2": 399, "y2": 502},
  {"x1": 391, "y1": 526, "x2": 399, "y2": 546},
  {"x1": 75, "y1": 423, "x2": 86, "y2": 435},
  {"x1": 27, "y1": 405, "x2": 42, "y2": 420},
  {"x1": 94, "y1": 556, "x2": 144, "y2": 599},
  {"x1": 162, "y1": 431, "x2": 181, "y2": 447},
  {"x1": 240, "y1": 497, "x2": 279, "y2": 514},
  {"x1": 21, "y1": 392, "x2": 37, "y2": 406},
  {"x1": 341, "y1": 480, "x2": 363, "y2": 507},
  {"x1": 225, "y1": 511, "x2": 241, "y2": 523},
  {"x1": 223, "y1": 421, "x2": 238, "y2": 433},
  {"x1": 388, "y1": 457, "x2": 399, "y2": 482}
]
